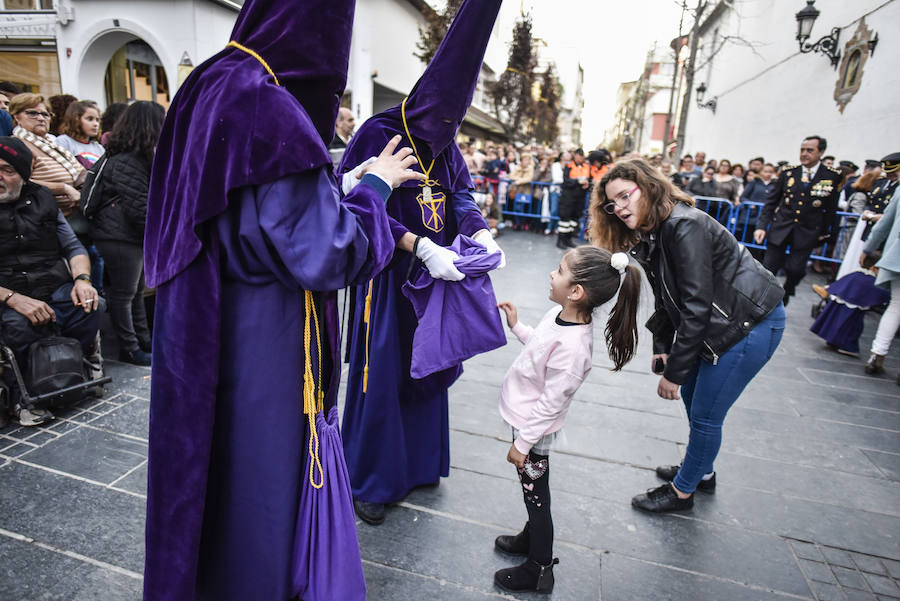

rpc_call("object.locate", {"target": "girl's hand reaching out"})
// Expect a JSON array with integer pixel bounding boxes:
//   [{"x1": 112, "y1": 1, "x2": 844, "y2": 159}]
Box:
[
  {"x1": 498, "y1": 301, "x2": 518, "y2": 328},
  {"x1": 507, "y1": 443, "x2": 526, "y2": 468}
]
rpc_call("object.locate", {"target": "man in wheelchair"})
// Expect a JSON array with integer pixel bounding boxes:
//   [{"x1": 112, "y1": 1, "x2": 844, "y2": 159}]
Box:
[{"x1": 0, "y1": 137, "x2": 102, "y2": 426}]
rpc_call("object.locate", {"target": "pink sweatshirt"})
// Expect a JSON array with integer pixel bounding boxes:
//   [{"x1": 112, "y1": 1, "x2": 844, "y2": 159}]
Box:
[{"x1": 498, "y1": 307, "x2": 594, "y2": 455}]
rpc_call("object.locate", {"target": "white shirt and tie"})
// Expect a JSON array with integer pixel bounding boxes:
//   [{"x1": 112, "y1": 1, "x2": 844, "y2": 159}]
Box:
[{"x1": 802, "y1": 162, "x2": 820, "y2": 184}]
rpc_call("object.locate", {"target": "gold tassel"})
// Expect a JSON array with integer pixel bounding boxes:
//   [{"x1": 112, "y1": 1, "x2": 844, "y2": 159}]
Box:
[
  {"x1": 302, "y1": 290, "x2": 324, "y2": 489},
  {"x1": 362, "y1": 280, "x2": 373, "y2": 394}
]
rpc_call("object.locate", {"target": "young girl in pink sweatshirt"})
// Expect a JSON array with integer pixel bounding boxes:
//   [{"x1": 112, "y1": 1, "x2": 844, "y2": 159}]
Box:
[{"x1": 493, "y1": 246, "x2": 642, "y2": 594}]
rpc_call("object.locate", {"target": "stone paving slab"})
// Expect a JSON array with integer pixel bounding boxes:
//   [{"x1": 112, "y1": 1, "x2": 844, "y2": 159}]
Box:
[
  {"x1": 0, "y1": 461, "x2": 145, "y2": 574},
  {"x1": 0, "y1": 535, "x2": 142, "y2": 601}
]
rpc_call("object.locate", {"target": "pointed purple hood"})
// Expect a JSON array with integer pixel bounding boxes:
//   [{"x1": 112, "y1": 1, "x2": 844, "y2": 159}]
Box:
[
  {"x1": 144, "y1": 0, "x2": 355, "y2": 287},
  {"x1": 339, "y1": 0, "x2": 501, "y2": 189},
  {"x1": 402, "y1": 0, "x2": 503, "y2": 156}
]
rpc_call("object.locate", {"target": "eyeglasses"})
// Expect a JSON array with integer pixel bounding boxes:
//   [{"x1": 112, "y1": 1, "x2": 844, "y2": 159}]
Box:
[
  {"x1": 23, "y1": 109, "x2": 52, "y2": 120},
  {"x1": 603, "y1": 186, "x2": 639, "y2": 214}
]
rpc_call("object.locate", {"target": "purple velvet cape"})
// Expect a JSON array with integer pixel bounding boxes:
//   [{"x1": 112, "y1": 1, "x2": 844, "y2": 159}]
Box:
[
  {"x1": 141, "y1": 1, "x2": 370, "y2": 599},
  {"x1": 402, "y1": 234, "x2": 506, "y2": 379},
  {"x1": 338, "y1": 0, "x2": 502, "y2": 504}
]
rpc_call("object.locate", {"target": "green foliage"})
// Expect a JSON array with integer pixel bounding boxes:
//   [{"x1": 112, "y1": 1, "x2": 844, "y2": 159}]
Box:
[
  {"x1": 489, "y1": 15, "x2": 538, "y2": 144},
  {"x1": 530, "y1": 64, "x2": 561, "y2": 145},
  {"x1": 414, "y1": 0, "x2": 465, "y2": 64}
]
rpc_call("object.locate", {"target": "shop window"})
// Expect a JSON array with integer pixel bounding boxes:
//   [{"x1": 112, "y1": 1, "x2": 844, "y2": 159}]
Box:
[
  {"x1": 0, "y1": 50, "x2": 61, "y2": 95},
  {"x1": 1, "y1": 0, "x2": 54, "y2": 9}
]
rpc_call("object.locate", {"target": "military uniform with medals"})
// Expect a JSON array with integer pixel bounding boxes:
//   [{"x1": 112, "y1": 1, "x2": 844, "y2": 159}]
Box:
[{"x1": 756, "y1": 161, "x2": 842, "y2": 301}]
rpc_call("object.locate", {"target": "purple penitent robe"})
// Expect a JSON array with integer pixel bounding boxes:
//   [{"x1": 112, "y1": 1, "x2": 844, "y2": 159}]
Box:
[
  {"x1": 148, "y1": 171, "x2": 392, "y2": 601},
  {"x1": 142, "y1": 0, "x2": 374, "y2": 598}
]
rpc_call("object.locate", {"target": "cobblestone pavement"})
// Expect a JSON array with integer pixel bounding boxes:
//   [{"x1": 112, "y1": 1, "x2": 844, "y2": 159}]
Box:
[{"x1": 1, "y1": 230, "x2": 898, "y2": 600}]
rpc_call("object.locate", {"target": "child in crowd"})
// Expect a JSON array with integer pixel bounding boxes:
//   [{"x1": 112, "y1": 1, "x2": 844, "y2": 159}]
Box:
[{"x1": 493, "y1": 246, "x2": 642, "y2": 593}]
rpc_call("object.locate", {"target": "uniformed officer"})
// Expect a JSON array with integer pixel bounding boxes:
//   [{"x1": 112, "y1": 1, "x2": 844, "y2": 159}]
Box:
[
  {"x1": 754, "y1": 135, "x2": 842, "y2": 305},
  {"x1": 866, "y1": 152, "x2": 900, "y2": 214}
]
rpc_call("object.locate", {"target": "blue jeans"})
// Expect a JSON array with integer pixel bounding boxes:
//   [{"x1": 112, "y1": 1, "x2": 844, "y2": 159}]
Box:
[{"x1": 673, "y1": 303, "x2": 785, "y2": 494}]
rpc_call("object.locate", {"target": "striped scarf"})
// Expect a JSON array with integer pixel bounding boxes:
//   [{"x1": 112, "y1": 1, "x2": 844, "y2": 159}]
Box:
[{"x1": 13, "y1": 126, "x2": 81, "y2": 181}]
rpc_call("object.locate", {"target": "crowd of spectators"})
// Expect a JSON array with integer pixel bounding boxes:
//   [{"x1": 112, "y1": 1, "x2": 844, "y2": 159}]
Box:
[
  {"x1": 460, "y1": 137, "x2": 884, "y2": 245},
  {"x1": 0, "y1": 80, "x2": 164, "y2": 427}
]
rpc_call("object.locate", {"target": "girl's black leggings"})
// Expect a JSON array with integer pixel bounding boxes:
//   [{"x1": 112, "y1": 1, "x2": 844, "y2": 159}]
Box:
[{"x1": 518, "y1": 450, "x2": 552, "y2": 564}]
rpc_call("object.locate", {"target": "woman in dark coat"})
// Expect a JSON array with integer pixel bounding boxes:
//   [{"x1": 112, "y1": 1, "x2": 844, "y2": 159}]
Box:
[
  {"x1": 90, "y1": 101, "x2": 164, "y2": 365},
  {"x1": 590, "y1": 159, "x2": 785, "y2": 513}
]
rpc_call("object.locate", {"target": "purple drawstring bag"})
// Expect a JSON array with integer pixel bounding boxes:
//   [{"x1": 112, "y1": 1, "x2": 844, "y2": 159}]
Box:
[
  {"x1": 402, "y1": 234, "x2": 507, "y2": 380},
  {"x1": 292, "y1": 405, "x2": 366, "y2": 601}
]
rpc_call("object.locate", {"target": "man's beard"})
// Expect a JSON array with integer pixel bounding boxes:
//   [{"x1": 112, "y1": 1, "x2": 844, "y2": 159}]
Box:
[{"x1": 0, "y1": 178, "x2": 23, "y2": 203}]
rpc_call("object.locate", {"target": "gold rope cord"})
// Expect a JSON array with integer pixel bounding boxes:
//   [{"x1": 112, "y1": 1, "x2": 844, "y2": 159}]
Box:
[
  {"x1": 303, "y1": 290, "x2": 324, "y2": 489},
  {"x1": 225, "y1": 41, "x2": 281, "y2": 87},
  {"x1": 362, "y1": 280, "x2": 373, "y2": 393},
  {"x1": 400, "y1": 97, "x2": 438, "y2": 188}
]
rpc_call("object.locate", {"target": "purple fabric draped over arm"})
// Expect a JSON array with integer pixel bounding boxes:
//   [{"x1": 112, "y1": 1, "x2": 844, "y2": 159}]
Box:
[{"x1": 228, "y1": 170, "x2": 394, "y2": 289}]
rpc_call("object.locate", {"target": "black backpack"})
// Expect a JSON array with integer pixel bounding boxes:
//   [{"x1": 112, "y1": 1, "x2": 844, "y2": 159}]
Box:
[
  {"x1": 80, "y1": 154, "x2": 110, "y2": 218},
  {"x1": 25, "y1": 336, "x2": 86, "y2": 410}
]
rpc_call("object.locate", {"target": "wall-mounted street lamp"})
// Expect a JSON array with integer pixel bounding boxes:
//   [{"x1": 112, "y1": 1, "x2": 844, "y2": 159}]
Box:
[
  {"x1": 695, "y1": 82, "x2": 717, "y2": 114},
  {"x1": 795, "y1": 0, "x2": 843, "y2": 68}
]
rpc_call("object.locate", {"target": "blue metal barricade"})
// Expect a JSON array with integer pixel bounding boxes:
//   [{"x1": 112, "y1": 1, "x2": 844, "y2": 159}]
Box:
[
  {"x1": 469, "y1": 181, "x2": 859, "y2": 258},
  {"x1": 694, "y1": 197, "x2": 859, "y2": 264},
  {"x1": 693, "y1": 196, "x2": 735, "y2": 230}
]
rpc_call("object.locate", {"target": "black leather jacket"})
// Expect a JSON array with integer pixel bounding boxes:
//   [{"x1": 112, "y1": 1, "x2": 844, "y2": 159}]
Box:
[{"x1": 632, "y1": 203, "x2": 783, "y2": 384}]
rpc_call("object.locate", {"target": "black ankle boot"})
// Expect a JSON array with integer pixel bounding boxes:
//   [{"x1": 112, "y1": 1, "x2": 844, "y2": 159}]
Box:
[
  {"x1": 494, "y1": 523, "x2": 530, "y2": 556},
  {"x1": 494, "y1": 558, "x2": 559, "y2": 593}
]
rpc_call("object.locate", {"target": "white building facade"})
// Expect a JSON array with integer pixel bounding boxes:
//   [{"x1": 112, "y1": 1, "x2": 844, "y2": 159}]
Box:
[
  {"x1": 682, "y1": 0, "x2": 899, "y2": 164},
  {"x1": 0, "y1": 0, "x2": 512, "y2": 141}
]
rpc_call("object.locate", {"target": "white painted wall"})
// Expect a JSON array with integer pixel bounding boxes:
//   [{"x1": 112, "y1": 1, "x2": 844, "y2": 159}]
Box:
[
  {"x1": 55, "y1": 0, "x2": 237, "y2": 108},
  {"x1": 682, "y1": 0, "x2": 899, "y2": 165},
  {"x1": 348, "y1": 0, "x2": 426, "y2": 124}
]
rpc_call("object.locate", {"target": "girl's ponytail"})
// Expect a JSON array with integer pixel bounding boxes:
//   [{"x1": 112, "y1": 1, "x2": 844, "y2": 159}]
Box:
[{"x1": 605, "y1": 263, "x2": 640, "y2": 371}]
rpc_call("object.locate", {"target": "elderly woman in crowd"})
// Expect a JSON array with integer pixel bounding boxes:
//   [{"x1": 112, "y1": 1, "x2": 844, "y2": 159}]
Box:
[{"x1": 9, "y1": 93, "x2": 85, "y2": 216}]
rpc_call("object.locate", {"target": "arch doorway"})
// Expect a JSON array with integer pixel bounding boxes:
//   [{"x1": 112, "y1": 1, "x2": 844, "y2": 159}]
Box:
[
  {"x1": 105, "y1": 40, "x2": 170, "y2": 109},
  {"x1": 79, "y1": 31, "x2": 171, "y2": 109}
]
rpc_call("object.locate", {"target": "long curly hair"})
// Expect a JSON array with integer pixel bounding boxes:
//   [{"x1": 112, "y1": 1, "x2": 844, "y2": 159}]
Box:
[
  {"x1": 59, "y1": 101, "x2": 100, "y2": 141},
  {"x1": 47, "y1": 94, "x2": 77, "y2": 135},
  {"x1": 105, "y1": 101, "x2": 165, "y2": 163},
  {"x1": 588, "y1": 158, "x2": 694, "y2": 251}
]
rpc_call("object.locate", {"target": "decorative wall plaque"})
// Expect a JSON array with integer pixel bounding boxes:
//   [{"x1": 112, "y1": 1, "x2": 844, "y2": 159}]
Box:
[{"x1": 834, "y1": 17, "x2": 875, "y2": 113}]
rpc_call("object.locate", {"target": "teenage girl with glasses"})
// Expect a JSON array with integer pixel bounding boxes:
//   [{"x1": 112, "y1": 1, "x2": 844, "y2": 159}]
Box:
[{"x1": 590, "y1": 158, "x2": 785, "y2": 513}]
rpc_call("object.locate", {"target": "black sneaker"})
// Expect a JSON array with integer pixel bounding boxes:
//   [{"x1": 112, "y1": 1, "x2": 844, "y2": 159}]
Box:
[
  {"x1": 353, "y1": 500, "x2": 386, "y2": 525},
  {"x1": 632, "y1": 483, "x2": 693, "y2": 513},
  {"x1": 118, "y1": 348, "x2": 151, "y2": 366},
  {"x1": 495, "y1": 523, "x2": 530, "y2": 556},
  {"x1": 494, "y1": 558, "x2": 559, "y2": 594},
  {"x1": 655, "y1": 464, "x2": 716, "y2": 493}
]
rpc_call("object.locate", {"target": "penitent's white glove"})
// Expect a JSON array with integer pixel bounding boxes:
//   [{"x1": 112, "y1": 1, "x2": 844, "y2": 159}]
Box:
[
  {"x1": 415, "y1": 237, "x2": 465, "y2": 281},
  {"x1": 341, "y1": 157, "x2": 377, "y2": 195},
  {"x1": 472, "y1": 229, "x2": 506, "y2": 268}
]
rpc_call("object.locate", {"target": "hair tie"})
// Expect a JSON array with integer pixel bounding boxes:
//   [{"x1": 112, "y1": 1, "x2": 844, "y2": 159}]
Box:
[{"x1": 610, "y1": 252, "x2": 629, "y2": 275}]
